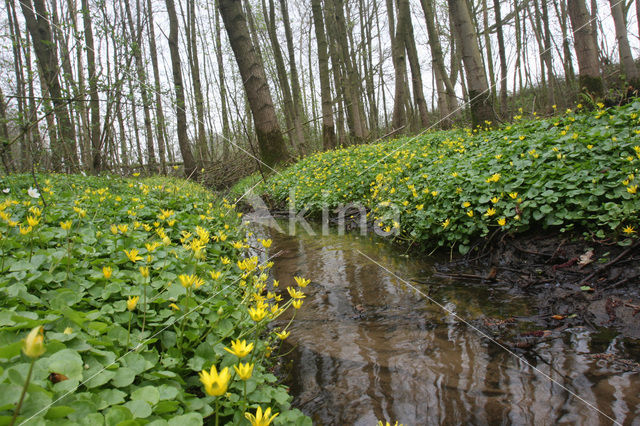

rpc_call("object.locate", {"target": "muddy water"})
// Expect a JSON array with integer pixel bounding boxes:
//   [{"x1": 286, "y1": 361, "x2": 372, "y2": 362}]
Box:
[{"x1": 254, "y1": 220, "x2": 640, "y2": 425}]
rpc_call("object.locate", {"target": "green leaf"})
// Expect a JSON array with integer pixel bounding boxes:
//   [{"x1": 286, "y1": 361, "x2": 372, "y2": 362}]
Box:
[
  {"x1": 131, "y1": 386, "x2": 160, "y2": 405},
  {"x1": 46, "y1": 349, "x2": 83, "y2": 381},
  {"x1": 167, "y1": 413, "x2": 203, "y2": 426},
  {"x1": 124, "y1": 399, "x2": 153, "y2": 419}
]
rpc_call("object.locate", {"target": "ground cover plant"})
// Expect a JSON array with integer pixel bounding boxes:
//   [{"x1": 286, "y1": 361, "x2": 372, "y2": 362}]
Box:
[
  {"x1": 0, "y1": 174, "x2": 309, "y2": 425},
  {"x1": 265, "y1": 101, "x2": 640, "y2": 253}
]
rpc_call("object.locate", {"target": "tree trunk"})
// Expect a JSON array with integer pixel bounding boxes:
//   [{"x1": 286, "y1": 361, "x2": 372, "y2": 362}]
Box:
[
  {"x1": 421, "y1": 0, "x2": 457, "y2": 126},
  {"x1": 311, "y1": 0, "x2": 336, "y2": 150},
  {"x1": 146, "y1": 0, "x2": 167, "y2": 173},
  {"x1": 262, "y1": 0, "x2": 297, "y2": 149},
  {"x1": 19, "y1": 0, "x2": 79, "y2": 171},
  {"x1": 81, "y1": 0, "x2": 101, "y2": 172},
  {"x1": 493, "y1": 0, "x2": 508, "y2": 116},
  {"x1": 165, "y1": 0, "x2": 198, "y2": 178},
  {"x1": 187, "y1": 0, "x2": 209, "y2": 162},
  {"x1": 212, "y1": 0, "x2": 231, "y2": 157},
  {"x1": 399, "y1": 0, "x2": 429, "y2": 128},
  {"x1": 124, "y1": 0, "x2": 157, "y2": 172},
  {"x1": 219, "y1": 0, "x2": 289, "y2": 169},
  {"x1": 279, "y1": 0, "x2": 307, "y2": 153},
  {"x1": 387, "y1": 0, "x2": 407, "y2": 133},
  {"x1": 567, "y1": 0, "x2": 603, "y2": 96},
  {"x1": 609, "y1": 0, "x2": 639, "y2": 85},
  {"x1": 447, "y1": 0, "x2": 496, "y2": 127}
]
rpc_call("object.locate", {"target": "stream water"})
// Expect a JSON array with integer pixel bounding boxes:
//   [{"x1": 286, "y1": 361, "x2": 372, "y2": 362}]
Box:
[{"x1": 252, "y1": 219, "x2": 640, "y2": 425}]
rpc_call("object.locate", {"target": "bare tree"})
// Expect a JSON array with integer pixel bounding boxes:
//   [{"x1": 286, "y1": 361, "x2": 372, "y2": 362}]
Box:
[
  {"x1": 567, "y1": 0, "x2": 603, "y2": 96},
  {"x1": 218, "y1": 0, "x2": 289, "y2": 168},
  {"x1": 165, "y1": 0, "x2": 198, "y2": 177}
]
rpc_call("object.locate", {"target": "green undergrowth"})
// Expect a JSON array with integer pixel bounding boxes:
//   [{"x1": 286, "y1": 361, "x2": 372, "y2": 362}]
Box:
[
  {"x1": 265, "y1": 101, "x2": 640, "y2": 254},
  {"x1": 0, "y1": 174, "x2": 309, "y2": 425}
]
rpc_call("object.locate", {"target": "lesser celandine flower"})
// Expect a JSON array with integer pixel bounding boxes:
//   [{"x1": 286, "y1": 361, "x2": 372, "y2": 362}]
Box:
[
  {"x1": 260, "y1": 238, "x2": 272, "y2": 248},
  {"x1": 209, "y1": 270, "x2": 221, "y2": 280},
  {"x1": 179, "y1": 274, "x2": 196, "y2": 288},
  {"x1": 224, "y1": 339, "x2": 254, "y2": 358},
  {"x1": 199, "y1": 365, "x2": 231, "y2": 397},
  {"x1": 139, "y1": 266, "x2": 150, "y2": 279},
  {"x1": 169, "y1": 303, "x2": 180, "y2": 311},
  {"x1": 60, "y1": 220, "x2": 72, "y2": 231},
  {"x1": 127, "y1": 296, "x2": 139, "y2": 311},
  {"x1": 124, "y1": 248, "x2": 143, "y2": 263},
  {"x1": 286, "y1": 287, "x2": 305, "y2": 299},
  {"x1": 292, "y1": 299, "x2": 303, "y2": 309},
  {"x1": 23, "y1": 326, "x2": 45, "y2": 359},
  {"x1": 248, "y1": 306, "x2": 267, "y2": 322},
  {"x1": 63, "y1": 327, "x2": 73, "y2": 335},
  {"x1": 26, "y1": 216, "x2": 40, "y2": 227},
  {"x1": 275, "y1": 330, "x2": 290, "y2": 340},
  {"x1": 234, "y1": 362, "x2": 254, "y2": 380},
  {"x1": 497, "y1": 218, "x2": 506, "y2": 226},
  {"x1": 103, "y1": 266, "x2": 113, "y2": 279},
  {"x1": 245, "y1": 406, "x2": 278, "y2": 426},
  {"x1": 294, "y1": 276, "x2": 310, "y2": 288},
  {"x1": 19, "y1": 224, "x2": 32, "y2": 235},
  {"x1": 623, "y1": 225, "x2": 636, "y2": 235}
]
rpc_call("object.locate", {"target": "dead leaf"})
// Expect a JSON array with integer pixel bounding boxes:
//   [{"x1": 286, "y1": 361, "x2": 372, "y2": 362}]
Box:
[
  {"x1": 578, "y1": 250, "x2": 594, "y2": 266},
  {"x1": 551, "y1": 314, "x2": 565, "y2": 320}
]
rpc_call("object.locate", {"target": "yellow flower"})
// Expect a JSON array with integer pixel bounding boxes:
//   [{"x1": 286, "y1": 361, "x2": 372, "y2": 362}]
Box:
[
  {"x1": 179, "y1": 274, "x2": 196, "y2": 288},
  {"x1": 275, "y1": 330, "x2": 290, "y2": 340},
  {"x1": 249, "y1": 306, "x2": 267, "y2": 322},
  {"x1": 272, "y1": 280, "x2": 279, "y2": 288},
  {"x1": 245, "y1": 407, "x2": 279, "y2": 426},
  {"x1": 169, "y1": 303, "x2": 180, "y2": 311},
  {"x1": 118, "y1": 224, "x2": 128, "y2": 234},
  {"x1": 466, "y1": 210, "x2": 474, "y2": 217},
  {"x1": 199, "y1": 365, "x2": 231, "y2": 397},
  {"x1": 622, "y1": 225, "x2": 636, "y2": 235},
  {"x1": 509, "y1": 192, "x2": 518, "y2": 199},
  {"x1": 287, "y1": 287, "x2": 305, "y2": 299},
  {"x1": 139, "y1": 266, "x2": 150, "y2": 279},
  {"x1": 627, "y1": 185, "x2": 638, "y2": 194},
  {"x1": 73, "y1": 207, "x2": 86, "y2": 218},
  {"x1": 485, "y1": 208, "x2": 496, "y2": 217},
  {"x1": 22, "y1": 326, "x2": 45, "y2": 359},
  {"x1": 294, "y1": 276, "x2": 310, "y2": 288},
  {"x1": 193, "y1": 276, "x2": 205, "y2": 289},
  {"x1": 124, "y1": 248, "x2": 143, "y2": 263},
  {"x1": 292, "y1": 299, "x2": 303, "y2": 309},
  {"x1": 221, "y1": 256, "x2": 231, "y2": 265},
  {"x1": 234, "y1": 362, "x2": 254, "y2": 380},
  {"x1": 26, "y1": 216, "x2": 40, "y2": 227},
  {"x1": 490, "y1": 196, "x2": 500, "y2": 204},
  {"x1": 441, "y1": 218, "x2": 450, "y2": 229},
  {"x1": 60, "y1": 220, "x2": 72, "y2": 231},
  {"x1": 19, "y1": 224, "x2": 32, "y2": 235},
  {"x1": 63, "y1": 327, "x2": 73, "y2": 335},
  {"x1": 224, "y1": 339, "x2": 254, "y2": 358},
  {"x1": 260, "y1": 238, "x2": 272, "y2": 248},
  {"x1": 127, "y1": 295, "x2": 139, "y2": 311},
  {"x1": 103, "y1": 266, "x2": 113, "y2": 279},
  {"x1": 416, "y1": 204, "x2": 424, "y2": 210},
  {"x1": 497, "y1": 218, "x2": 506, "y2": 226},
  {"x1": 209, "y1": 270, "x2": 222, "y2": 280},
  {"x1": 463, "y1": 201, "x2": 471, "y2": 208}
]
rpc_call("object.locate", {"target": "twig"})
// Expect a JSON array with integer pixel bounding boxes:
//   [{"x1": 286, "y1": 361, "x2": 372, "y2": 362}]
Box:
[{"x1": 579, "y1": 239, "x2": 640, "y2": 286}]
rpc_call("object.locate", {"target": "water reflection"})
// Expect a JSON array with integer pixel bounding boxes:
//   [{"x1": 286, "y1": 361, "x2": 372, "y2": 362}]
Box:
[{"x1": 257, "y1": 222, "x2": 640, "y2": 425}]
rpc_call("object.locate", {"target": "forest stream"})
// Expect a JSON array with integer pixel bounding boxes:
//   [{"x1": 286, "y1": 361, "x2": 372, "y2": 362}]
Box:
[{"x1": 249, "y1": 217, "x2": 640, "y2": 425}]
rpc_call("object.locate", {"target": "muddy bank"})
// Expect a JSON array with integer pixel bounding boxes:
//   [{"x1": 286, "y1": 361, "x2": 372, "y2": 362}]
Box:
[{"x1": 432, "y1": 231, "x2": 640, "y2": 343}]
